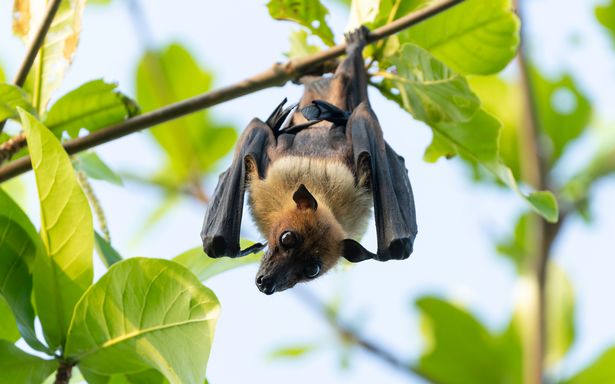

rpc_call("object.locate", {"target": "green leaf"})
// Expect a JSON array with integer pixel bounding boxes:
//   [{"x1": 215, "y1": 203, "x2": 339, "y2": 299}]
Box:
[
  {"x1": 596, "y1": 0, "x2": 615, "y2": 46},
  {"x1": 174, "y1": 241, "x2": 262, "y2": 282},
  {"x1": 531, "y1": 69, "x2": 591, "y2": 166},
  {"x1": 545, "y1": 264, "x2": 575, "y2": 367},
  {"x1": 562, "y1": 346, "x2": 615, "y2": 384},
  {"x1": 0, "y1": 65, "x2": 5, "y2": 82},
  {"x1": 135, "y1": 44, "x2": 237, "y2": 183},
  {"x1": 0, "y1": 84, "x2": 36, "y2": 121},
  {"x1": 287, "y1": 29, "x2": 321, "y2": 59},
  {"x1": 19, "y1": 109, "x2": 94, "y2": 350},
  {"x1": 384, "y1": 44, "x2": 481, "y2": 123},
  {"x1": 468, "y1": 75, "x2": 523, "y2": 180},
  {"x1": 65, "y1": 258, "x2": 220, "y2": 384},
  {"x1": 0, "y1": 340, "x2": 57, "y2": 384},
  {"x1": 416, "y1": 297, "x2": 521, "y2": 383},
  {"x1": 44, "y1": 80, "x2": 139, "y2": 139},
  {"x1": 267, "y1": 0, "x2": 335, "y2": 46},
  {"x1": 401, "y1": 0, "x2": 520, "y2": 75},
  {"x1": 268, "y1": 343, "x2": 319, "y2": 359},
  {"x1": 0, "y1": 296, "x2": 20, "y2": 342},
  {"x1": 496, "y1": 213, "x2": 531, "y2": 270},
  {"x1": 14, "y1": 0, "x2": 86, "y2": 112},
  {"x1": 0, "y1": 188, "x2": 48, "y2": 352},
  {"x1": 74, "y1": 151, "x2": 123, "y2": 186},
  {"x1": 94, "y1": 231, "x2": 123, "y2": 268}
]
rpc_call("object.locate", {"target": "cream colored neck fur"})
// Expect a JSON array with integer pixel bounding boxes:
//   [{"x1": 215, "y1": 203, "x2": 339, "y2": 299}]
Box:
[{"x1": 248, "y1": 156, "x2": 372, "y2": 239}]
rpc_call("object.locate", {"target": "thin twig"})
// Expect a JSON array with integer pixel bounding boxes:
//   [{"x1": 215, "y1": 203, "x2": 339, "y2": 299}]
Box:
[
  {"x1": 0, "y1": 0, "x2": 63, "y2": 134},
  {"x1": 294, "y1": 288, "x2": 435, "y2": 383},
  {"x1": 513, "y1": 1, "x2": 551, "y2": 383},
  {"x1": 0, "y1": 0, "x2": 464, "y2": 182}
]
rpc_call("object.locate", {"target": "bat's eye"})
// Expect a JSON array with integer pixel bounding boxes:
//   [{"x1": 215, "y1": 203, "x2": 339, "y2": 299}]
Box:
[
  {"x1": 280, "y1": 231, "x2": 298, "y2": 248},
  {"x1": 304, "y1": 263, "x2": 321, "y2": 278}
]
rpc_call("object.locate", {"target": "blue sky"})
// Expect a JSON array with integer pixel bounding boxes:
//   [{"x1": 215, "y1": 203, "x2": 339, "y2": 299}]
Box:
[{"x1": 1, "y1": 0, "x2": 615, "y2": 383}]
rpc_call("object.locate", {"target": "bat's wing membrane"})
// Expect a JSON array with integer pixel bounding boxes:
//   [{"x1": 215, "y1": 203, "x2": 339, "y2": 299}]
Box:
[
  {"x1": 201, "y1": 118, "x2": 275, "y2": 258},
  {"x1": 349, "y1": 102, "x2": 417, "y2": 261}
]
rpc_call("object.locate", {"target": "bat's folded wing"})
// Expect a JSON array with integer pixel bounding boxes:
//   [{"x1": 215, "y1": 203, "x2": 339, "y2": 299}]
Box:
[
  {"x1": 201, "y1": 118, "x2": 275, "y2": 258},
  {"x1": 349, "y1": 102, "x2": 418, "y2": 261}
]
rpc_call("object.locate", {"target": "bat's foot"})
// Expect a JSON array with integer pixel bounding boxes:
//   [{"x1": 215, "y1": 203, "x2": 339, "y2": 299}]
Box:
[{"x1": 344, "y1": 26, "x2": 369, "y2": 52}]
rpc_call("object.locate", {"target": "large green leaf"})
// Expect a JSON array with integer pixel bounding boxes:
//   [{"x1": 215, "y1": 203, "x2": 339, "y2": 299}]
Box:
[
  {"x1": 545, "y1": 264, "x2": 575, "y2": 367},
  {"x1": 74, "y1": 151, "x2": 123, "y2": 186},
  {"x1": 0, "y1": 296, "x2": 20, "y2": 342},
  {"x1": 416, "y1": 297, "x2": 521, "y2": 383},
  {"x1": 267, "y1": 0, "x2": 335, "y2": 46},
  {"x1": 44, "y1": 80, "x2": 139, "y2": 138},
  {"x1": 596, "y1": 0, "x2": 615, "y2": 46},
  {"x1": 531, "y1": 69, "x2": 591, "y2": 166},
  {"x1": 13, "y1": 0, "x2": 86, "y2": 112},
  {"x1": 401, "y1": 0, "x2": 519, "y2": 75},
  {"x1": 380, "y1": 45, "x2": 558, "y2": 221},
  {"x1": 0, "y1": 84, "x2": 36, "y2": 121},
  {"x1": 65, "y1": 258, "x2": 220, "y2": 384},
  {"x1": 0, "y1": 188, "x2": 48, "y2": 352},
  {"x1": 135, "y1": 44, "x2": 237, "y2": 184},
  {"x1": 174, "y1": 242, "x2": 262, "y2": 282},
  {"x1": 562, "y1": 347, "x2": 615, "y2": 384},
  {"x1": 19, "y1": 109, "x2": 94, "y2": 350},
  {"x1": 384, "y1": 44, "x2": 480, "y2": 123},
  {"x1": 0, "y1": 340, "x2": 57, "y2": 384}
]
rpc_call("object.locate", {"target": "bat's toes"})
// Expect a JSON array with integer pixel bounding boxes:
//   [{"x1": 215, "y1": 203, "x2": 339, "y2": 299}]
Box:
[{"x1": 345, "y1": 26, "x2": 370, "y2": 49}]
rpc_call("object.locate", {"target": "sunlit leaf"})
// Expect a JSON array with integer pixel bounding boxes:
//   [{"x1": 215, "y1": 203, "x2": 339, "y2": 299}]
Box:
[
  {"x1": 596, "y1": 0, "x2": 615, "y2": 46},
  {"x1": 267, "y1": 0, "x2": 335, "y2": 46},
  {"x1": 65, "y1": 258, "x2": 220, "y2": 384},
  {"x1": 174, "y1": 241, "x2": 262, "y2": 282},
  {"x1": 0, "y1": 340, "x2": 57, "y2": 384},
  {"x1": 401, "y1": 0, "x2": 520, "y2": 75},
  {"x1": 94, "y1": 231, "x2": 122, "y2": 268},
  {"x1": 19, "y1": 108, "x2": 93, "y2": 350},
  {"x1": 416, "y1": 297, "x2": 521, "y2": 383},
  {"x1": 469, "y1": 75, "x2": 523, "y2": 180},
  {"x1": 0, "y1": 84, "x2": 36, "y2": 121},
  {"x1": 0, "y1": 296, "x2": 20, "y2": 342},
  {"x1": 384, "y1": 43, "x2": 480, "y2": 123},
  {"x1": 546, "y1": 264, "x2": 575, "y2": 367},
  {"x1": 74, "y1": 151, "x2": 123, "y2": 186},
  {"x1": 562, "y1": 346, "x2": 615, "y2": 384},
  {"x1": 531, "y1": 69, "x2": 591, "y2": 166},
  {"x1": 44, "y1": 80, "x2": 139, "y2": 138},
  {"x1": 288, "y1": 29, "x2": 321, "y2": 59},
  {"x1": 14, "y1": 0, "x2": 87, "y2": 112},
  {"x1": 135, "y1": 44, "x2": 237, "y2": 184},
  {"x1": 0, "y1": 65, "x2": 5, "y2": 82},
  {"x1": 0, "y1": 187, "x2": 48, "y2": 352}
]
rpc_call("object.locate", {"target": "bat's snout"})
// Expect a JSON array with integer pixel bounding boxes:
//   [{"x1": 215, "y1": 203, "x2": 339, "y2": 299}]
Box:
[{"x1": 256, "y1": 274, "x2": 277, "y2": 295}]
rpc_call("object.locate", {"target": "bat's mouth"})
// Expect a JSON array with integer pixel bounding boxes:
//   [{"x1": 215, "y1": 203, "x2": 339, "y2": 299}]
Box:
[{"x1": 255, "y1": 273, "x2": 294, "y2": 295}]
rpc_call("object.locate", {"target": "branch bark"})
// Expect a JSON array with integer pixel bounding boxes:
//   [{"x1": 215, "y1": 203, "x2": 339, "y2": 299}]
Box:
[
  {"x1": 0, "y1": 0, "x2": 63, "y2": 134},
  {"x1": 0, "y1": 0, "x2": 464, "y2": 182}
]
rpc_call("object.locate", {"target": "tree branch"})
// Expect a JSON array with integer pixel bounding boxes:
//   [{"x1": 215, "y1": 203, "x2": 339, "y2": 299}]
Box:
[
  {"x1": 294, "y1": 288, "x2": 434, "y2": 382},
  {"x1": 0, "y1": 0, "x2": 63, "y2": 134},
  {"x1": 0, "y1": 0, "x2": 464, "y2": 182}
]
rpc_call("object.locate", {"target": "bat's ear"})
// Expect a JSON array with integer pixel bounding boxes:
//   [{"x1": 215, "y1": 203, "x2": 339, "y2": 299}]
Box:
[
  {"x1": 341, "y1": 239, "x2": 376, "y2": 263},
  {"x1": 293, "y1": 184, "x2": 318, "y2": 211}
]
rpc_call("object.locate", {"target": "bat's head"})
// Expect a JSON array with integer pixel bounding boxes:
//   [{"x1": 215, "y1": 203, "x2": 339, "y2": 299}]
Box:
[{"x1": 255, "y1": 184, "x2": 345, "y2": 295}]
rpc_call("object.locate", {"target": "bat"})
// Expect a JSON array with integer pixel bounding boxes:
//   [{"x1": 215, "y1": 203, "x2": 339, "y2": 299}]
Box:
[{"x1": 201, "y1": 27, "x2": 417, "y2": 295}]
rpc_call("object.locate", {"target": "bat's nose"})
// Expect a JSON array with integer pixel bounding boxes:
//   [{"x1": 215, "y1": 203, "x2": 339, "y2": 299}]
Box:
[{"x1": 256, "y1": 275, "x2": 276, "y2": 295}]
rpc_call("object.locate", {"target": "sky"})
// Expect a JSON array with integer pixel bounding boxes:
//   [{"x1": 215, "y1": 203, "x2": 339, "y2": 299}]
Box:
[{"x1": 1, "y1": 0, "x2": 615, "y2": 383}]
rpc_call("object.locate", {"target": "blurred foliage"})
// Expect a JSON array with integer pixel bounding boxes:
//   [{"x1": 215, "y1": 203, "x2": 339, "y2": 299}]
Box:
[
  {"x1": 73, "y1": 151, "x2": 123, "y2": 186},
  {"x1": 596, "y1": 0, "x2": 615, "y2": 46},
  {"x1": 268, "y1": 0, "x2": 336, "y2": 46},
  {"x1": 562, "y1": 347, "x2": 615, "y2": 384}
]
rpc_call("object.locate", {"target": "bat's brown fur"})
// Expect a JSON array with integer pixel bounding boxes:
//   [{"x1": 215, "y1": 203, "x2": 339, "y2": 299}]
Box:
[{"x1": 248, "y1": 155, "x2": 372, "y2": 275}]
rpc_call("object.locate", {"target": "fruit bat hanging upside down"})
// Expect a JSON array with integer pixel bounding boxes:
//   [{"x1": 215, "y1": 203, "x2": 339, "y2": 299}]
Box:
[{"x1": 201, "y1": 27, "x2": 417, "y2": 295}]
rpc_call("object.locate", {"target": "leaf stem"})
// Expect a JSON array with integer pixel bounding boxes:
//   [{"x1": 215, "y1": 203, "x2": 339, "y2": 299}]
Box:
[
  {"x1": 54, "y1": 361, "x2": 73, "y2": 384},
  {"x1": 0, "y1": 0, "x2": 465, "y2": 182}
]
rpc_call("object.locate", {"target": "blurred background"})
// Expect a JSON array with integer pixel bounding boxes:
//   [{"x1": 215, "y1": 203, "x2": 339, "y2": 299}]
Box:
[{"x1": 1, "y1": 0, "x2": 614, "y2": 383}]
